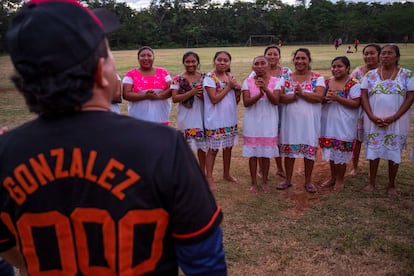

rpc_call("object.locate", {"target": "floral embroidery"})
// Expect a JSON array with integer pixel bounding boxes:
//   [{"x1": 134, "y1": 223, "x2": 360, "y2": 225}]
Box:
[
  {"x1": 365, "y1": 132, "x2": 407, "y2": 150},
  {"x1": 279, "y1": 144, "x2": 317, "y2": 158},
  {"x1": 205, "y1": 72, "x2": 224, "y2": 91},
  {"x1": 319, "y1": 138, "x2": 353, "y2": 152},
  {"x1": 183, "y1": 128, "x2": 205, "y2": 141},
  {"x1": 284, "y1": 72, "x2": 321, "y2": 94},
  {"x1": 206, "y1": 125, "x2": 238, "y2": 140},
  {"x1": 324, "y1": 78, "x2": 358, "y2": 98},
  {"x1": 173, "y1": 74, "x2": 203, "y2": 108}
]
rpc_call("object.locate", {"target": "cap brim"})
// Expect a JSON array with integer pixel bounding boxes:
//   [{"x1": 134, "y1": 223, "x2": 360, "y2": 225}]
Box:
[{"x1": 92, "y1": 8, "x2": 119, "y2": 33}]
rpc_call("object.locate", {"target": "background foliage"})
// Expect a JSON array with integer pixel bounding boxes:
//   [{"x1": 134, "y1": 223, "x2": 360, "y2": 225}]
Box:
[{"x1": 1, "y1": 0, "x2": 413, "y2": 53}]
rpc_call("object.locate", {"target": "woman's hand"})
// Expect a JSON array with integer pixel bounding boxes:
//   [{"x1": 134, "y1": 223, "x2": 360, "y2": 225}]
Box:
[
  {"x1": 192, "y1": 84, "x2": 203, "y2": 98},
  {"x1": 325, "y1": 90, "x2": 337, "y2": 103},
  {"x1": 145, "y1": 90, "x2": 158, "y2": 100}
]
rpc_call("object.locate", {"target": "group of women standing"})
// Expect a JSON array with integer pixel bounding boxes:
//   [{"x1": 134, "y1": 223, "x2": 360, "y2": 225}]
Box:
[{"x1": 120, "y1": 44, "x2": 414, "y2": 197}]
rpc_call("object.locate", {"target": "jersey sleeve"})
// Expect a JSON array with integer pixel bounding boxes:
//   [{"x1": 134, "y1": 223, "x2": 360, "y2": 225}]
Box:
[{"x1": 168, "y1": 133, "x2": 223, "y2": 244}]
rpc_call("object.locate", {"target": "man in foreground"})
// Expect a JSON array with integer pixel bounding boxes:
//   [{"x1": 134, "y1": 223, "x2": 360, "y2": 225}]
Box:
[{"x1": 0, "y1": 0, "x2": 226, "y2": 274}]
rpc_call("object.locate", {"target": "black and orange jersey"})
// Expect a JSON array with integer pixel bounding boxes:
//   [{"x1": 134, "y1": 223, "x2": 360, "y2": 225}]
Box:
[{"x1": 0, "y1": 111, "x2": 222, "y2": 275}]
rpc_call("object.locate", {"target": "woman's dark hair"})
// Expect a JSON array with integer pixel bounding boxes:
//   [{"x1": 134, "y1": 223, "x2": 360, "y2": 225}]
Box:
[
  {"x1": 362, "y1": 43, "x2": 381, "y2": 56},
  {"x1": 381, "y1": 44, "x2": 400, "y2": 65},
  {"x1": 293, "y1": 48, "x2": 311, "y2": 62},
  {"x1": 182, "y1": 51, "x2": 200, "y2": 64},
  {"x1": 137, "y1": 46, "x2": 154, "y2": 57},
  {"x1": 332, "y1": 56, "x2": 351, "y2": 74},
  {"x1": 11, "y1": 39, "x2": 108, "y2": 115},
  {"x1": 213, "y1": 50, "x2": 232, "y2": 72},
  {"x1": 264, "y1": 44, "x2": 281, "y2": 55},
  {"x1": 292, "y1": 48, "x2": 312, "y2": 70}
]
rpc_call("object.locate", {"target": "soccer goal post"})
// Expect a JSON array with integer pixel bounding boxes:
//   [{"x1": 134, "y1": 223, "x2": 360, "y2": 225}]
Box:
[{"x1": 245, "y1": 35, "x2": 276, "y2": 47}]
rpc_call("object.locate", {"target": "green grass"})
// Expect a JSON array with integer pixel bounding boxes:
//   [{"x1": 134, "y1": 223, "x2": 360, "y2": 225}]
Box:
[{"x1": 1, "y1": 44, "x2": 414, "y2": 275}]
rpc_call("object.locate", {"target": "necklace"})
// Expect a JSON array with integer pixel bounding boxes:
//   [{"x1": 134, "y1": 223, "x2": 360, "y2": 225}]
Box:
[{"x1": 380, "y1": 67, "x2": 398, "y2": 81}]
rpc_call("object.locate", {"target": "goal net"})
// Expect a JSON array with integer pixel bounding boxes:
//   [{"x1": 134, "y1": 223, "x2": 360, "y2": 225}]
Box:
[{"x1": 245, "y1": 35, "x2": 276, "y2": 47}]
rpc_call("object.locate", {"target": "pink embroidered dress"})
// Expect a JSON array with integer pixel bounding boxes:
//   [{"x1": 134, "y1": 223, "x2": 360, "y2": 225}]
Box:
[
  {"x1": 123, "y1": 67, "x2": 172, "y2": 124},
  {"x1": 362, "y1": 68, "x2": 414, "y2": 164},
  {"x1": 319, "y1": 78, "x2": 361, "y2": 164},
  {"x1": 171, "y1": 74, "x2": 206, "y2": 151},
  {"x1": 278, "y1": 72, "x2": 325, "y2": 160},
  {"x1": 242, "y1": 76, "x2": 280, "y2": 158},
  {"x1": 203, "y1": 71, "x2": 238, "y2": 150}
]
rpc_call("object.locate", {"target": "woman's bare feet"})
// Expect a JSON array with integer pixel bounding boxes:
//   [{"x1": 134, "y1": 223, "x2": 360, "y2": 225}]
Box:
[
  {"x1": 223, "y1": 175, "x2": 238, "y2": 183},
  {"x1": 333, "y1": 181, "x2": 344, "y2": 191},
  {"x1": 262, "y1": 184, "x2": 270, "y2": 194},
  {"x1": 207, "y1": 177, "x2": 218, "y2": 192},
  {"x1": 364, "y1": 184, "x2": 375, "y2": 192},
  {"x1": 387, "y1": 187, "x2": 397, "y2": 198},
  {"x1": 249, "y1": 185, "x2": 258, "y2": 194},
  {"x1": 321, "y1": 178, "x2": 335, "y2": 188},
  {"x1": 348, "y1": 168, "x2": 358, "y2": 176}
]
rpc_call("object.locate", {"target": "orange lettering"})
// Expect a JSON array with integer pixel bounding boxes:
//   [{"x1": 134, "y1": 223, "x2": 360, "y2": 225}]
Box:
[
  {"x1": 71, "y1": 208, "x2": 116, "y2": 275},
  {"x1": 51, "y1": 148, "x2": 69, "y2": 179},
  {"x1": 2, "y1": 177, "x2": 26, "y2": 205},
  {"x1": 70, "y1": 148, "x2": 85, "y2": 178},
  {"x1": 14, "y1": 164, "x2": 38, "y2": 195},
  {"x1": 118, "y1": 209, "x2": 168, "y2": 275},
  {"x1": 111, "y1": 169, "x2": 140, "y2": 200},
  {"x1": 29, "y1": 153, "x2": 55, "y2": 186},
  {"x1": 17, "y1": 212, "x2": 77, "y2": 275},
  {"x1": 85, "y1": 150, "x2": 98, "y2": 182},
  {"x1": 97, "y1": 159, "x2": 123, "y2": 190}
]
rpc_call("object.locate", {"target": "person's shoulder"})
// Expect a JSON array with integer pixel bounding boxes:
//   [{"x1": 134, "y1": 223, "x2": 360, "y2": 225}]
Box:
[
  {"x1": 155, "y1": 67, "x2": 170, "y2": 75},
  {"x1": 311, "y1": 71, "x2": 322, "y2": 78},
  {"x1": 399, "y1": 67, "x2": 412, "y2": 77}
]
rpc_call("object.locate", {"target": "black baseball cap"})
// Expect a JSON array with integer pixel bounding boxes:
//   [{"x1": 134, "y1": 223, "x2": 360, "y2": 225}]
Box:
[{"x1": 6, "y1": 0, "x2": 119, "y2": 76}]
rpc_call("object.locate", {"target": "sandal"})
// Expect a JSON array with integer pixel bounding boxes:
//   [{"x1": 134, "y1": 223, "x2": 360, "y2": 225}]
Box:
[
  {"x1": 276, "y1": 182, "x2": 292, "y2": 190},
  {"x1": 305, "y1": 183, "x2": 317, "y2": 193}
]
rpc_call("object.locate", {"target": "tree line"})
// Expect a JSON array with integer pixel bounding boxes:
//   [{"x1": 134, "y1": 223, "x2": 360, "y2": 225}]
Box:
[{"x1": 1, "y1": 0, "x2": 413, "y2": 53}]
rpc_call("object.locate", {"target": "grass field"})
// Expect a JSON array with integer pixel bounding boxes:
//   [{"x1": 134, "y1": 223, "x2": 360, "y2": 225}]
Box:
[{"x1": 1, "y1": 44, "x2": 414, "y2": 275}]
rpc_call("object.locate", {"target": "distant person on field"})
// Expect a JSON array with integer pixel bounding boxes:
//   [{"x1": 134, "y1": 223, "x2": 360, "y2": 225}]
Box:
[
  {"x1": 346, "y1": 46, "x2": 353, "y2": 53},
  {"x1": 278, "y1": 39, "x2": 283, "y2": 47},
  {"x1": 349, "y1": 43, "x2": 381, "y2": 176},
  {"x1": 354, "y1": 38, "x2": 360, "y2": 52},
  {"x1": 320, "y1": 56, "x2": 361, "y2": 191},
  {"x1": 276, "y1": 48, "x2": 325, "y2": 193},
  {"x1": 242, "y1": 56, "x2": 280, "y2": 194},
  {"x1": 171, "y1": 51, "x2": 207, "y2": 173},
  {"x1": 123, "y1": 46, "x2": 172, "y2": 125},
  {"x1": 334, "y1": 38, "x2": 339, "y2": 50},
  {"x1": 1, "y1": 0, "x2": 227, "y2": 274},
  {"x1": 404, "y1": 35, "x2": 408, "y2": 46},
  {"x1": 361, "y1": 44, "x2": 414, "y2": 198}
]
